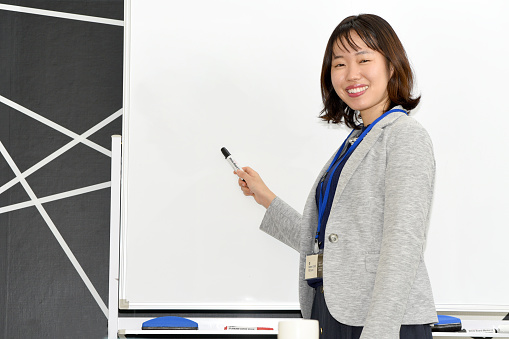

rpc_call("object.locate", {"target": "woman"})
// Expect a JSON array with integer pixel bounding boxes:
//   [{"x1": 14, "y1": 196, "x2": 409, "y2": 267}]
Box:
[{"x1": 235, "y1": 14, "x2": 437, "y2": 339}]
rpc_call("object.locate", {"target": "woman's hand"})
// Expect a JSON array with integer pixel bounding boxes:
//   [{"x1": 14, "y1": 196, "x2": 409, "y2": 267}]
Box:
[{"x1": 235, "y1": 167, "x2": 276, "y2": 209}]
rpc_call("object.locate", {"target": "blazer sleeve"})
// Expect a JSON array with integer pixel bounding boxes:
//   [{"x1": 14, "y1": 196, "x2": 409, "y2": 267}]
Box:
[
  {"x1": 360, "y1": 120, "x2": 436, "y2": 339},
  {"x1": 259, "y1": 196, "x2": 302, "y2": 252}
]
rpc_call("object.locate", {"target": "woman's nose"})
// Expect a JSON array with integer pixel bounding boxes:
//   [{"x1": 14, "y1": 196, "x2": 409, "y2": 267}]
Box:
[{"x1": 346, "y1": 64, "x2": 361, "y2": 81}]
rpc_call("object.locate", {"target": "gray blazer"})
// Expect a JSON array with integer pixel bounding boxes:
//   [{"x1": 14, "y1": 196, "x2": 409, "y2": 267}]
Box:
[{"x1": 260, "y1": 108, "x2": 438, "y2": 339}]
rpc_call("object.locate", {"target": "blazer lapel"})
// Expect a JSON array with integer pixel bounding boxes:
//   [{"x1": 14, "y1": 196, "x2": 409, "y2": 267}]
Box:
[
  {"x1": 331, "y1": 111, "x2": 406, "y2": 208},
  {"x1": 300, "y1": 128, "x2": 363, "y2": 247},
  {"x1": 299, "y1": 110, "x2": 406, "y2": 247}
]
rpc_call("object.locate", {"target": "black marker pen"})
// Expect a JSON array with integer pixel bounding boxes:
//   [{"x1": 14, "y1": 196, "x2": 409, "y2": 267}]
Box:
[
  {"x1": 221, "y1": 147, "x2": 242, "y2": 172},
  {"x1": 221, "y1": 147, "x2": 245, "y2": 181}
]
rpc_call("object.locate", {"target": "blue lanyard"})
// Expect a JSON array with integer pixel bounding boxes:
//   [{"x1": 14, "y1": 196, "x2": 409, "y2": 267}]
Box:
[{"x1": 315, "y1": 108, "x2": 406, "y2": 244}]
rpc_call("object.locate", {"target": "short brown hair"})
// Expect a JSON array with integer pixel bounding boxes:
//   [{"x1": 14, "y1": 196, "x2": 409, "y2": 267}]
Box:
[{"x1": 319, "y1": 14, "x2": 420, "y2": 129}]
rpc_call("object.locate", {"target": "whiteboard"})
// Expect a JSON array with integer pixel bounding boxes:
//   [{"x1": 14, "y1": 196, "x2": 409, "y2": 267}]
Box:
[{"x1": 120, "y1": 0, "x2": 509, "y2": 311}]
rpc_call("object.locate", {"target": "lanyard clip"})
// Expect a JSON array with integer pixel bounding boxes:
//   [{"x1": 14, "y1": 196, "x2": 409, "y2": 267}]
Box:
[
  {"x1": 314, "y1": 238, "x2": 319, "y2": 254},
  {"x1": 348, "y1": 137, "x2": 359, "y2": 145}
]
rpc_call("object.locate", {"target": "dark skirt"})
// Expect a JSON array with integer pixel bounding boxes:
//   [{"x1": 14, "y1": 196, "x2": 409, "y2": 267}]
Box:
[{"x1": 310, "y1": 286, "x2": 433, "y2": 339}]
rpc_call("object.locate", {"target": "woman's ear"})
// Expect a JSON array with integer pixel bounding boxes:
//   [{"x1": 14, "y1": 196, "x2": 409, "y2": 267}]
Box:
[{"x1": 389, "y1": 63, "x2": 395, "y2": 78}]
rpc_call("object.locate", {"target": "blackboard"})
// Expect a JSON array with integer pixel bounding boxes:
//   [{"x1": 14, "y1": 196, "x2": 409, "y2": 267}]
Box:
[{"x1": 119, "y1": 0, "x2": 509, "y2": 311}]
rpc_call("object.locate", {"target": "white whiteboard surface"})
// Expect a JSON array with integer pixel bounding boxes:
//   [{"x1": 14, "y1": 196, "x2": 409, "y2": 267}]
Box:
[{"x1": 120, "y1": 0, "x2": 509, "y2": 311}]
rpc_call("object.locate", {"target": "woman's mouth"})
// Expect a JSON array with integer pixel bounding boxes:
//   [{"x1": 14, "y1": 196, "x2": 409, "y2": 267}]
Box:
[{"x1": 346, "y1": 85, "x2": 369, "y2": 97}]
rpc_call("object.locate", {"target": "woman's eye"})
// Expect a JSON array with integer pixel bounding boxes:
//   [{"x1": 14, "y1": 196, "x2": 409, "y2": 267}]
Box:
[
  {"x1": 360, "y1": 59, "x2": 370, "y2": 63},
  {"x1": 334, "y1": 63, "x2": 345, "y2": 68}
]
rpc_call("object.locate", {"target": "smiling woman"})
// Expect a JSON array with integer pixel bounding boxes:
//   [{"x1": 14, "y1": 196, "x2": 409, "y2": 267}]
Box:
[
  {"x1": 319, "y1": 14, "x2": 419, "y2": 129},
  {"x1": 330, "y1": 35, "x2": 393, "y2": 126},
  {"x1": 235, "y1": 14, "x2": 436, "y2": 339}
]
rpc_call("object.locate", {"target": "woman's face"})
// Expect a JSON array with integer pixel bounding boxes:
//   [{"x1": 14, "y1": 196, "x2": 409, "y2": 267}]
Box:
[{"x1": 331, "y1": 31, "x2": 393, "y2": 122}]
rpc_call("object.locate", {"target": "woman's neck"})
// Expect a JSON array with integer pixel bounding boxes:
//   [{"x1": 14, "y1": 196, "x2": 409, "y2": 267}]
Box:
[{"x1": 359, "y1": 100, "x2": 391, "y2": 126}]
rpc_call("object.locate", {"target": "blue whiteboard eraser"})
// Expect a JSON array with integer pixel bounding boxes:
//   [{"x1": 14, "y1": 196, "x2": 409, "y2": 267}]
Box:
[
  {"x1": 142, "y1": 316, "x2": 198, "y2": 330},
  {"x1": 431, "y1": 315, "x2": 462, "y2": 332}
]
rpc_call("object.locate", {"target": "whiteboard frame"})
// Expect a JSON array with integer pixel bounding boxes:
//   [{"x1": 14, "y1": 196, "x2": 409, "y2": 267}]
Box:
[
  {"x1": 119, "y1": 0, "x2": 509, "y2": 312},
  {"x1": 118, "y1": 0, "x2": 130, "y2": 307}
]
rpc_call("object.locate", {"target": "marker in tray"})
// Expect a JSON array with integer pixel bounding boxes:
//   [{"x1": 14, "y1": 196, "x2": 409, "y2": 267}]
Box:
[{"x1": 224, "y1": 326, "x2": 274, "y2": 330}]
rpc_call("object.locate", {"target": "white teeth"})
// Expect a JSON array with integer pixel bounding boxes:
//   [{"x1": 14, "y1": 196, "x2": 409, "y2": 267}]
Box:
[{"x1": 347, "y1": 86, "x2": 368, "y2": 94}]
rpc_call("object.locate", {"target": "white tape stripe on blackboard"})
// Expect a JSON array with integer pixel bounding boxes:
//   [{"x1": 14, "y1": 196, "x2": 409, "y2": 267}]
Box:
[
  {"x1": 0, "y1": 108, "x2": 122, "y2": 195},
  {"x1": 0, "y1": 95, "x2": 111, "y2": 156},
  {"x1": 0, "y1": 4, "x2": 124, "y2": 26},
  {"x1": 0, "y1": 182, "x2": 111, "y2": 214},
  {"x1": 0, "y1": 141, "x2": 109, "y2": 318}
]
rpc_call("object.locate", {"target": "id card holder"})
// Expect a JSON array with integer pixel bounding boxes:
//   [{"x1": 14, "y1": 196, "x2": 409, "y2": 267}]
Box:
[{"x1": 305, "y1": 253, "x2": 323, "y2": 280}]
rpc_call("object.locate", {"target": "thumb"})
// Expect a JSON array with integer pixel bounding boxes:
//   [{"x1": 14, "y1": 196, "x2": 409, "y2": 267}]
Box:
[
  {"x1": 235, "y1": 167, "x2": 249, "y2": 180},
  {"x1": 240, "y1": 166, "x2": 256, "y2": 176}
]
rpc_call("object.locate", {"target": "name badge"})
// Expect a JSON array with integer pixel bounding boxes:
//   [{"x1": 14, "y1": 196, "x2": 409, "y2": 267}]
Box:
[{"x1": 305, "y1": 253, "x2": 323, "y2": 280}]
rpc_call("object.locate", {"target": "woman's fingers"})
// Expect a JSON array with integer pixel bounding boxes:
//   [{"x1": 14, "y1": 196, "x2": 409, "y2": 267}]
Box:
[
  {"x1": 241, "y1": 186, "x2": 253, "y2": 196},
  {"x1": 236, "y1": 171, "x2": 250, "y2": 194},
  {"x1": 238, "y1": 177, "x2": 247, "y2": 187},
  {"x1": 235, "y1": 167, "x2": 250, "y2": 180},
  {"x1": 241, "y1": 166, "x2": 257, "y2": 177},
  {"x1": 233, "y1": 166, "x2": 275, "y2": 208}
]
